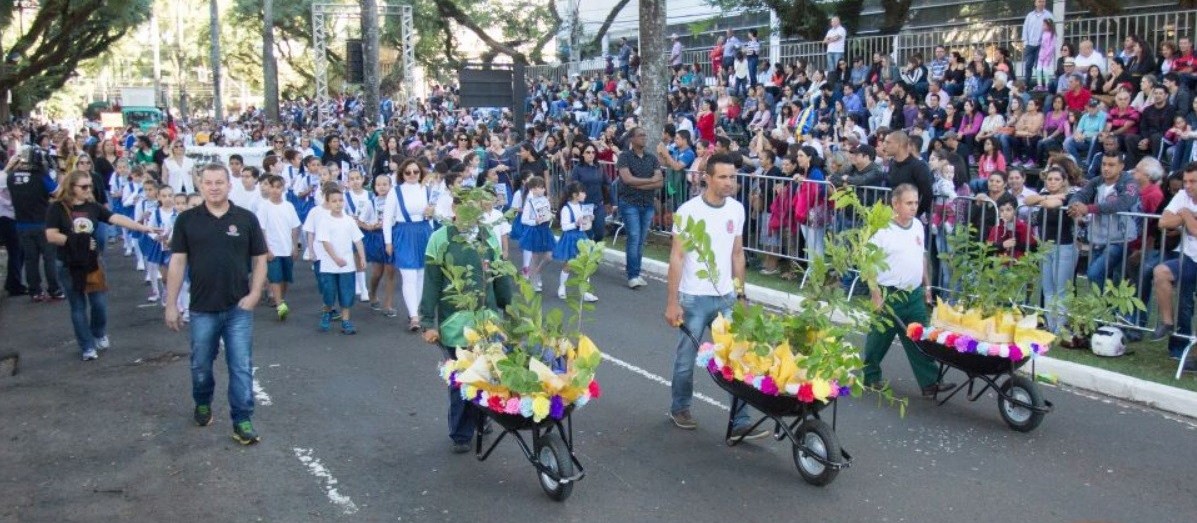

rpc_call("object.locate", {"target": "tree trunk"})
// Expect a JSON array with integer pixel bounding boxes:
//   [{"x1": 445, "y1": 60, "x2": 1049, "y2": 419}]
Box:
[
  {"x1": 263, "y1": 0, "x2": 280, "y2": 122},
  {"x1": 638, "y1": 0, "x2": 667, "y2": 151},
  {"x1": 361, "y1": 0, "x2": 380, "y2": 125},
  {"x1": 209, "y1": 0, "x2": 223, "y2": 121}
]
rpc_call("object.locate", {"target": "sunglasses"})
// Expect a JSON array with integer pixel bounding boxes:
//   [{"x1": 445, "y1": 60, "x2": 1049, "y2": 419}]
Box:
[{"x1": 404, "y1": 169, "x2": 421, "y2": 175}]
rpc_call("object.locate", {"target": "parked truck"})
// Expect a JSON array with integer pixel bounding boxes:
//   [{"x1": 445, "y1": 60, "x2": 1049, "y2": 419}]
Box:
[{"x1": 118, "y1": 87, "x2": 162, "y2": 131}]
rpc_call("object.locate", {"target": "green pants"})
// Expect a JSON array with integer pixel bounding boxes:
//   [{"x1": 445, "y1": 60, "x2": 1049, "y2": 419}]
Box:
[{"x1": 863, "y1": 286, "x2": 940, "y2": 389}]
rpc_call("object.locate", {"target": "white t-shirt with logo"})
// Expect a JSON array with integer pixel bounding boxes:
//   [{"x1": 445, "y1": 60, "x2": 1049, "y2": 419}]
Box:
[
  {"x1": 315, "y1": 212, "x2": 363, "y2": 274},
  {"x1": 871, "y1": 219, "x2": 926, "y2": 291},
  {"x1": 672, "y1": 195, "x2": 745, "y2": 296},
  {"x1": 255, "y1": 199, "x2": 301, "y2": 257},
  {"x1": 1165, "y1": 190, "x2": 1197, "y2": 262}
]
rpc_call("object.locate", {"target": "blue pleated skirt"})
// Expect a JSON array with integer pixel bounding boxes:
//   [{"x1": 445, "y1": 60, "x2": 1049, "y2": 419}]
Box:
[
  {"x1": 139, "y1": 235, "x2": 163, "y2": 264},
  {"x1": 390, "y1": 221, "x2": 431, "y2": 269},
  {"x1": 363, "y1": 229, "x2": 390, "y2": 264},
  {"x1": 552, "y1": 230, "x2": 588, "y2": 261},
  {"x1": 520, "y1": 224, "x2": 556, "y2": 253}
]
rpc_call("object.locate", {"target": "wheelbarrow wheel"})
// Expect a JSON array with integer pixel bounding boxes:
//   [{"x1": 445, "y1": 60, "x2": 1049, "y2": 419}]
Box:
[
  {"x1": 535, "y1": 432, "x2": 575, "y2": 501},
  {"x1": 998, "y1": 375, "x2": 1045, "y2": 432},
  {"x1": 792, "y1": 419, "x2": 842, "y2": 486}
]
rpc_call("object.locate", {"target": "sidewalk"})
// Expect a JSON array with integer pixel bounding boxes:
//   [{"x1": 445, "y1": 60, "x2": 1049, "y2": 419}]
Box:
[{"x1": 601, "y1": 247, "x2": 1197, "y2": 420}]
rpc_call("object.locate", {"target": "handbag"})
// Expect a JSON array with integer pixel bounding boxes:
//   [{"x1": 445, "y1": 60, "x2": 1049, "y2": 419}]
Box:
[{"x1": 85, "y1": 262, "x2": 107, "y2": 293}]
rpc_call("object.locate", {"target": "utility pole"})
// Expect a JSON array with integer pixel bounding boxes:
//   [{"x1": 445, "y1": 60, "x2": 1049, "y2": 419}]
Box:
[
  {"x1": 638, "y1": 0, "x2": 666, "y2": 146},
  {"x1": 209, "y1": 0, "x2": 223, "y2": 121},
  {"x1": 150, "y1": 10, "x2": 162, "y2": 107},
  {"x1": 361, "y1": 0, "x2": 380, "y2": 125},
  {"x1": 264, "y1": 0, "x2": 279, "y2": 122}
]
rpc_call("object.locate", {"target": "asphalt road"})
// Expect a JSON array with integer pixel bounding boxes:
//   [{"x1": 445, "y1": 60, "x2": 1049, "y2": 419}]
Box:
[{"x1": 2, "y1": 246, "x2": 1196, "y2": 523}]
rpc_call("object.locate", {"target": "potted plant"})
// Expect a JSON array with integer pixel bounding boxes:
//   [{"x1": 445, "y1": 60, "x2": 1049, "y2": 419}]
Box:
[
  {"x1": 1057, "y1": 280, "x2": 1145, "y2": 349},
  {"x1": 681, "y1": 188, "x2": 906, "y2": 413}
]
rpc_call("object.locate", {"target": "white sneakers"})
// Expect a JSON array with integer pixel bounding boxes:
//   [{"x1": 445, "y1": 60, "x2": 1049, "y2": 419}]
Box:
[
  {"x1": 627, "y1": 277, "x2": 647, "y2": 289},
  {"x1": 558, "y1": 289, "x2": 599, "y2": 302},
  {"x1": 96, "y1": 336, "x2": 110, "y2": 351}
]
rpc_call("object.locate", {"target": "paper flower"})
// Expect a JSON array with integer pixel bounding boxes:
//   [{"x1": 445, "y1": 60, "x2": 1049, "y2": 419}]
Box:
[
  {"x1": 811, "y1": 379, "x2": 832, "y2": 402},
  {"x1": 838, "y1": 385, "x2": 853, "y2": 397},
  {"x1": 720, "y1": 365, "x2": 734, "y2": 382},
  {"x1": 504, "y1": 397, "x2": 521, "y2": 415},
  {"x1": 588, "y1": 380, "x2": 603, "y2": 399},
  {"x1": 549, "y1": 395, "x2": 566, "y2": 419},
  {"x1": 907, "y1": 324, "x2": 924, "y2": 340},
  {"x1": 760, "y1": 376, "x2": 779, "y2": 396},
  {"x1": 531, "y1": 395, "x2": 551, "y2": 421},
  {"x1": 519, "y1": 397, "x2": 535, "y2": 418},
  {"x1": 797, "y1": 383, "x2": 815, "y2": 403},
  {"x1": 575, "y1": 394, "x2": 590, "y2": 408},
  {"x1": 487, "y1": 394, "x2": 504, "y2": 412}
]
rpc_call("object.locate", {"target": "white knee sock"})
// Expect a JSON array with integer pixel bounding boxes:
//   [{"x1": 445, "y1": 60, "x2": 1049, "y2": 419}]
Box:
[
  {"x1": 399, "y1": 268, "x2": 423, "y2": 317},
  {"x1": 522, "y1": 250, "x2": 533, "y2": 272},
  {"x1": 559, "y1": 270, "x2": 569, "y2": 292}
]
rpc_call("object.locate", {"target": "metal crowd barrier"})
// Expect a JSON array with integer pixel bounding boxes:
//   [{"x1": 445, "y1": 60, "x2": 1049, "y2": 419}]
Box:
[{"x1": 538, "y1": 159, "x2": 1195, "y2": 377}]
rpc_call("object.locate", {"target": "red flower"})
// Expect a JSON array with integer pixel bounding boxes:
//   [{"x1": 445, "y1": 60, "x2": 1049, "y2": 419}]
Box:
[
  {"x1": 797, "y1": 383, "x2": 815, "y2": 402},
  {"x1": 486, "y1": 395, "x2": 504, "y2": 412},
  {"x1": 720, "y1": 365, "x2": 734, "y2": 382},
  {"x1": 588, "y1": 380, "x2": 603, "y2": 399},
  {"x1": 907, "y1": 324, "x2": 924, "y2": 340}
]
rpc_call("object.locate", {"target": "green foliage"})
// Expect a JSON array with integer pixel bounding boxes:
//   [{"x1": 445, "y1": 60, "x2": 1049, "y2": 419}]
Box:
[
  {"x1": 703, "y1": 0, "x2": 829, "y2": 40},
  {"x1": 677, "y1": 187, "x2": 905, "y2": 414},
  {"x1": 942, "y1": 226, "x2": 1051, "y2": 317},
  {"x1": 1060, "y1": 280, "x2": 1146, "y2": 340}
]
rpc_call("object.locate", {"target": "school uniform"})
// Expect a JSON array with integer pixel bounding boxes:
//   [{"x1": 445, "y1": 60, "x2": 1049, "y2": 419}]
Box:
[
  {"x1": 362, "y1": 193, "x2": 390, "y2": 264},
  {"x1": 519, "y1": 193, "x2": 556, "y2": 253},
  {"x1": 552, "y1": 202, "x2": 589, "y2": 261},
  {"x1": 382, "y1": 183, "x2": 433, "y2": 269},
  {"x1": 148, "y1": 208, "x2": 179, "y2": 265}
]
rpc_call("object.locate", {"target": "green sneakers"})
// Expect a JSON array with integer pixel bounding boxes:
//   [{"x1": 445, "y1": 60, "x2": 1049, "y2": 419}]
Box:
[
  {"x1": 277, "y1": 302, "x2": 290, "y2": 321},
  {"x1": 194, "y1": 405, "x2": 213, "y2": 427},
  {"x1": 232, "y1": 420, "x2": 260, "y2": 445}
]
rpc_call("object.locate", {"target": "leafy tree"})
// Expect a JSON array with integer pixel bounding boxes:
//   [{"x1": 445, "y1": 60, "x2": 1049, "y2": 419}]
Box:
[{"x1": 0, "y1": 0, "x2": 152, "y2": 116}]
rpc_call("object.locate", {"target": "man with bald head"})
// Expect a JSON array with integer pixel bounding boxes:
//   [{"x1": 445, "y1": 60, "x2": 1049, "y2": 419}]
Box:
[
  {"x1": 1073, "y1": 39, "x2": 1107, "y2": 75},
  {"x1": 882, "y1": 131, "x2": 934, "y2": 217}
]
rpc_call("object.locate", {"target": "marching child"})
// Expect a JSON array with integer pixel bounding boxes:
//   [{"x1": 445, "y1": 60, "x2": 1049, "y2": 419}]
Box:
[
  {"x1": 256, "y1": 174, "x2": 301, "y2": 321},
  {"x1": 364, "y1": 174, "x2": 396, "y2": 316},
  {"x1": 518, "y1": 176, "x2": 556, "y2": 291},
  {"x1": 315, "y1": 186, "x2": 365, "y2": 335},
  {"x1": 344, "y1": 169, "x2": 374, "y2": 303},
  {"x1": 147, "y1": 185, "x2": 180, "y2": 306},
  {"x1": 553, "y1": 182, "x2": 598, "y2": 302},
  {"x1": 134, "y1": 179, "x2": 161, "y2": 294},
  {"x1": 480, "y1": 186, "x2": 511, "y2": 258}
]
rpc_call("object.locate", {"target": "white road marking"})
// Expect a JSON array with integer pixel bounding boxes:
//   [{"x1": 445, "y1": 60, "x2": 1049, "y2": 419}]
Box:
[
  {"x1": 251, "y1": 367, "x2": 272, "y2": 406},
  {"x1": 600, "y1": 353, "x2": 729, "y2": 410},
  {"x1": 136, "y1": 303, "x2": 158, "y2": 308},
  {"x1": 292, "y1": 447, "x2": 359, "y2": 515}
]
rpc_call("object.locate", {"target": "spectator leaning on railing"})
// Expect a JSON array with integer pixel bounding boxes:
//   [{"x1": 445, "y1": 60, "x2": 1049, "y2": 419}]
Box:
[
  {"x1": 1150, "y1": 162, "x2": 1197, "y2": 371},
  {"x1": 1068, "y1": 153, "x2": 1139, "y2": 289}
]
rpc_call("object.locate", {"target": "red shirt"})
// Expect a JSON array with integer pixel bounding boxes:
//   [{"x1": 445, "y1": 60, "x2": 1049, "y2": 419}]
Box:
[
  {"x1": 696, "y1": 112, "x2": 716, "y2": 143},
  {"x1": 1173, "y1": 51, "x2": 1196, "y2": 73},
  {"x1": 1106, "y1": 106, "x2": 1140, "y2": 135},
  {"x1": 1131, "y1": 182, "x2": 1164, "y2": 250},
  {"x1": 1063, "y1": 87, "x2": 1092, "y2": 113}
]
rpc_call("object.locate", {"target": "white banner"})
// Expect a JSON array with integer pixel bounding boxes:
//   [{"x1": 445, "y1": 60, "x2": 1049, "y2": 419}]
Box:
[{"x1": 185, "y1": 146, "x2": 273, "y2": 171}]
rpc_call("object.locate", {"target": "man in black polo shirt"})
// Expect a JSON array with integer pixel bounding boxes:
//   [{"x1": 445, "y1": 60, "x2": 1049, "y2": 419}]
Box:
[
  {"x1": 616, "y1": 128, "x2": 664, "y2": 289},
  {"x1": 165, "y1": 163, "x2": 268, "y2": 445},
  {"x1": 883, "y1": 131, "x2": 934, "y2": 218}
]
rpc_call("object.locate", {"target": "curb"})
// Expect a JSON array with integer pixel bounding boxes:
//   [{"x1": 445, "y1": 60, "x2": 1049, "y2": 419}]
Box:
[{"x1": 600, "y1": 248, "x2": 1197, "y2": 420}]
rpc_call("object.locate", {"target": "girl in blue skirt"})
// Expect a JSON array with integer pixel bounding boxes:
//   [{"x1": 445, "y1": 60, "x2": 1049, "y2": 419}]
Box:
[
  {"x1": 553, "y1": 182, "x2": 597, "y2": 302},
  {"x1": 383, "y1": 159, "x2": 434, "y2": 331},
  {"x1": 363, "y1": 174, "x2": 396, "y2": 315},
  {"x1": 518, "y1": 176, "x2": 556, "y2": 292}
]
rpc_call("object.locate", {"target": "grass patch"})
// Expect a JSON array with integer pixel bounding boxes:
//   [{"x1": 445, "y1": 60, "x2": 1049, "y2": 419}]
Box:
[{"x1": 603, "y1": 234, "x2": 1197, "y2": 392}]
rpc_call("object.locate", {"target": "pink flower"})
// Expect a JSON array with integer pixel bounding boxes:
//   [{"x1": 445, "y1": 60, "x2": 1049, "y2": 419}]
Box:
[
  {"x1": 760, "y1": 376, "x2": 779, "y2": 396},
  {"x1": 588, "y1": 380, "x2": 603, "y2": 399},
  {"x1": 720, "y1": 365, "x2": 734, "y2": 382}
]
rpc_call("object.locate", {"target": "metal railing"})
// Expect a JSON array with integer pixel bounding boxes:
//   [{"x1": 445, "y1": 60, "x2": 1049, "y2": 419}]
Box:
[
  {"x1": 530, "y1": 157, "x2": 1194, "y2": 377},
  {"x1": 527, "y1": 8, "x2": 1197, "y2": 85}
]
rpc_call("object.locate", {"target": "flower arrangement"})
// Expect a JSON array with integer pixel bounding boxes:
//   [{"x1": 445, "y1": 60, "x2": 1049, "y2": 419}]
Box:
[
  {"x1": 931, "y1": 226, "x2": 1058, "y2": 353},
  {"x1": 679, "y1": 188, "x2": 905, "y2": 413},
  {"x1": 434, "y1": 185, "x2": 607, "y2": 423}
]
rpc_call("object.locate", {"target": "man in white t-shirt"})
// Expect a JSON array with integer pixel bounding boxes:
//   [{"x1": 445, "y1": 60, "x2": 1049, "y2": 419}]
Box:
[
  {"x1": 255, "y1": 174, "x2": 301, "y2": 320},
  {"x1": 1150, "y1": 163, "x2": 1197, "y2": 371},
  {"x1": 823, "y1": 16, "x2": 847, "y2": 75},
  {"x1": 863, "y1": 184, "x2": 956, "y2": 397},
  {"x1": 315, "y1": 187, "x2": 364, "y2": 335},
  {"x1": 664, "y1": 153, "x2": 768, "y2": 442}
]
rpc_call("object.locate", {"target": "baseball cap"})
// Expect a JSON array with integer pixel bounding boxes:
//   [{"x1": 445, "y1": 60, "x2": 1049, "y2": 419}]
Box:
[
  {"x1": 852, "y1": 144, "x2": 876, "y2": 160},
  {"x1": 1087, "y1": 99, "x2": 1101, "y2": 108},
  {"x1": 1063, "y1": 58, "x2": 1075, "y2": 65},
  {"x1": 940, "y1": 130, "x2": 960, "y2": 141}
]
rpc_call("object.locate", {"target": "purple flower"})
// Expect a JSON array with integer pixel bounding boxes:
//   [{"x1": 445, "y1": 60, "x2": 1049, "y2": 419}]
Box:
[
  {"x1": 549, "y1": 396, "x2": 566, "y2": 419},
  {"x1": 966, "y1": 339, "x2": 979, "y2": 353},
  {"x1": 838, "y1": 385, "x2": 853, "y2": 397}
]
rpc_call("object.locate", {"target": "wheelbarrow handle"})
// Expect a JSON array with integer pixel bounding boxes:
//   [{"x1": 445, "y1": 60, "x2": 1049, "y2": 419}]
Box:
[{"x1": 679, "y1": 324, "x2": 703, "y2": 347}]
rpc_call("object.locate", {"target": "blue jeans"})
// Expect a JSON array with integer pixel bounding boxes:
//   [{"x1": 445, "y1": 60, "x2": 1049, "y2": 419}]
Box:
[
  {"x1": 56, "y1": 263, "x2": 108, "y2": 354},
  {"x1": 826, "y1": 52, "x2": 842, "y2": 74},
  {"x1": 1023, "y1": 45, "x2": 1040, "y2": 84},
  {"x1": 1040, "y1": 243, "x2": 1079, "y2": 331},
  {"x1": 586, "y1": 207, "x2": 607, "y2": 242},
  {"x1": 190, "y1": 306, "x2": 255, "y2": 423},
  {"x1": 1064, "y1": 136, "x2": 1096, "y2": 166},
  {"x1": 672, "y1": 292, "x2": 751, "y2": 429},
  {"x1": 1162, "y1": 256, "x2": 1197, "y2": 357},
  {"x1": 620, "y1": 204, "x2": 654, "y2": 280},
  {"x1": 1087, "y1": 243, "x2": 1126, "y2": 289},
  {"x1": 1133, "y1": 248, "x2": 1177, "y2": 328},
  {"x1": 747, "y1": 55, "x2": 759, "y2": 87}
]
